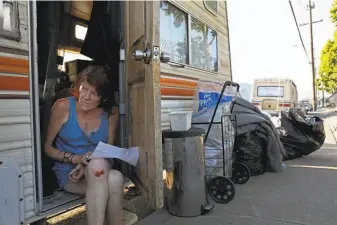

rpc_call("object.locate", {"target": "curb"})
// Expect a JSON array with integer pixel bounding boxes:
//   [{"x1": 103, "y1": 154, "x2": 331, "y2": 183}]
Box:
[
  {"x1": 329, "y1": 121, "x2": 337, "y2": 144},
  {"x1": 308, "y1": 108, "x2": 337, "y2": 118},
  {"x1": 325, "y1": 116, "x2": 337, "y2": 143}
]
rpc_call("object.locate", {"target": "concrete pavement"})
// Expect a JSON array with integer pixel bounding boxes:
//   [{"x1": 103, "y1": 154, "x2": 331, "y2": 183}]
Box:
[{"x1": 135, "y1": 119, "x2": 337, "y2": 225}]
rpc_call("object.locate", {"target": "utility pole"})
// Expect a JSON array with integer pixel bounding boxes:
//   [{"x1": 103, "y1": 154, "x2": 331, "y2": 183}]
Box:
[
  {"x1": 321, "y1": 83, "x2": 325, "y2": 107},
  {"x1": 300, "y1": 1, "x2": 322, "y2": 110},
  {"x1": 309, "y1": 0, "x2": 316, "y2": 110},
  {"x1": 292, "y1": 0, "x2": 323, "y2": 109}
]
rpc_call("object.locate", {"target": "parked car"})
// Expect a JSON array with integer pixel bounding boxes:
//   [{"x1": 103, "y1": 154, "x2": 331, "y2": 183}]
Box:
[{"x1": 300, "y1": 100, "x2": 313, "y2": 112}]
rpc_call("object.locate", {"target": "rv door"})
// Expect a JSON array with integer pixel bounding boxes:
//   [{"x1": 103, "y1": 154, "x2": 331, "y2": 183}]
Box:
[{"x1": 124, "y1": 1, "x2": 163, "y2": 209}]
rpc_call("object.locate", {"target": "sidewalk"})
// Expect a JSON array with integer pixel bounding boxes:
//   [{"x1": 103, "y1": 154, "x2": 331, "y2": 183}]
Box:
[
  {"x1": 135, "y1": 121, "x2": 337, "y2": 225},
  {"x1": 324, "y1": 115, "x2": 337, "y2": 143},
  {"x1": 46, "y1": 113, "x2": 337, "y2": 225}
]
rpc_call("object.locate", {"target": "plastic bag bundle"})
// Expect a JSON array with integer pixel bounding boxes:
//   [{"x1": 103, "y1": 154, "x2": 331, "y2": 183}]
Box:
[
  {"x1": 280, "y1": 109, "x2": 326, "y2": 160},
  {"x1": 237, "y1": 131, "x2": 266, "y2": 176},
  {"x1": 192, "y1": 80, "x2": 238, "y2": 181}
]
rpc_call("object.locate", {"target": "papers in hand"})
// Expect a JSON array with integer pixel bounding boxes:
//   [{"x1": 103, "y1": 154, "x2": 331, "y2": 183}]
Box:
[{"x1": 90, "y1": 142, "x2": 139, "y2": 166}]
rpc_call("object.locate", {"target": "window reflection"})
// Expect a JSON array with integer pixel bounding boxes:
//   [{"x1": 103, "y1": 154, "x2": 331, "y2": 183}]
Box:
[
  {"x1": 159, "y1": 1, "x2": 188, "y2": 64},
  {"x1": 2, "y1": 0, "x2": 14, "y2": 32},
  {"x1": 190, "y1": 17, "x2": 218, "y2": 71}
]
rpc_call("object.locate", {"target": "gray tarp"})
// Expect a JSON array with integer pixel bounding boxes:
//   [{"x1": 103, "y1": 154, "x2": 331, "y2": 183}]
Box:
[{"x1": 231, "y1": 98, "x2": 286, "y2": 172}]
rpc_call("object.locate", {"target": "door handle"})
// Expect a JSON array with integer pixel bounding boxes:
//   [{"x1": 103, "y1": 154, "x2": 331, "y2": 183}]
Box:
[
  {"x1": 160, "y1": 51, "x2": 170, "y2": 63},
  {"x1": 132, "y1": 46, "x2": 170, "y2": 64},
  {"x1": 132, "y1": 49, "x2": 152, "y2": 64}
]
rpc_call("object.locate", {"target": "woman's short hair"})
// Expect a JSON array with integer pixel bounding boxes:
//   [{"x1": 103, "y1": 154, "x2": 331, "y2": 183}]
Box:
[{"x1": 72, "y1": 65, "x2": 116, "y2": 116}]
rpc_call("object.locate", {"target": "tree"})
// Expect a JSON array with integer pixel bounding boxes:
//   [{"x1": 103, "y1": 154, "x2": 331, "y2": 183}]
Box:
[
  {"x1": 318, "y1": 0, "x2": 337, "y2": 94},
  {"x1": 330, "y1": 0, "x2": 337, "y2": 25}
]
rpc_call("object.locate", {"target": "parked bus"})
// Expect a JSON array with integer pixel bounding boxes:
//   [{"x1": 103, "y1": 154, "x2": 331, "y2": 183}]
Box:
[
  {"x1": 251, "y1": 78, "x2": 298, "y2": 115},
  {"x1": 0, "y1": 1, "x2": 232, "y2": 224}
]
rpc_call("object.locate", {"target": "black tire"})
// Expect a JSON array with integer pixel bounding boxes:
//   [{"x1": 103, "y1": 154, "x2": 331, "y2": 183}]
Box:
[
  {"x1": 231, "y1": 162, "x2": 250, "y2": 184},
  {"x1": 207, "y1": 176, "x2": 235, "y2": 204}
]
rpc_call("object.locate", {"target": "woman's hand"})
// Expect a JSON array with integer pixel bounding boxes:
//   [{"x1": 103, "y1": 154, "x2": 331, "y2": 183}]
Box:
[
  {"x1": 72, "y1": 151, "x2": 92, "y2": 165},
  {"x1": 80, "y1": 151, "x2": 92, "y2": 166},
  {"x1": 69, "y1": 164, "x2": 85, "y2": 182}
]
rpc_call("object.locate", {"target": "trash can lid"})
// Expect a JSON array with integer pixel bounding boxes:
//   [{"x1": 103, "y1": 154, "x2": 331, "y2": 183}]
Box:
[{"x1": 162, "y1": 127, "x2": 205, "y2": 138}]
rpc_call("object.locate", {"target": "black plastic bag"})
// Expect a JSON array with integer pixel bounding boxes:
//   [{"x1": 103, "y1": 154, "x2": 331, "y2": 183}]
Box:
[
  {"x1": 237, "y1": 131, "x2": 266, "y2": 176},
  {"x1": 280, "y1": 109, "x2": 325, "y2": 161}
]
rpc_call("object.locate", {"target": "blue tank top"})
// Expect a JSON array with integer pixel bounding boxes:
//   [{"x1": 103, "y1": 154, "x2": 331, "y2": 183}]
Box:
[{"x1": 52, "y1": 96, "x2": 109, "y2": 189}]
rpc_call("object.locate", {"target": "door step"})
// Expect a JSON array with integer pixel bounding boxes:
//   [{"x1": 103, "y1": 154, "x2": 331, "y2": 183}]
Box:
[
  {"x1": 123, "y1": 210, "x2": 138, "y2": 225},
  {"x1": 45, "y1": 206, "x2": 138, "y2": 225}
]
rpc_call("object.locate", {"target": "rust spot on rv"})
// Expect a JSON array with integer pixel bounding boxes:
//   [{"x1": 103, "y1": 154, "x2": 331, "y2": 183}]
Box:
[{"x1": 220, "y1": 59, "x2": 229, "y2": 68}]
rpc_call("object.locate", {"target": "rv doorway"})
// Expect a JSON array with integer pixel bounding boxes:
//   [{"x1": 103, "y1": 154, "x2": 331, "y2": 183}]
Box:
[{"x1": 34, "y1": 0, "x2": 130, "y2": 212}]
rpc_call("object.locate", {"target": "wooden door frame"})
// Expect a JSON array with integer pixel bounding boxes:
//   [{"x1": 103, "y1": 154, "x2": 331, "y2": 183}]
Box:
[{"x1": 124, "y1": 1, "x2": 163, "y2": 209}]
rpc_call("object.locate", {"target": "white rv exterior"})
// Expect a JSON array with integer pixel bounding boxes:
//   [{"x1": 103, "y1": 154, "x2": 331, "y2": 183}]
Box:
[{"x1": 0, "y1": 1, "x2": 232, "y2": 224}]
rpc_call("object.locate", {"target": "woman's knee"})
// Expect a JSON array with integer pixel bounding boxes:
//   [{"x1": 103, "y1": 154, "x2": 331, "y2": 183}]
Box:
[
  {"x1": 108, "y1": 169, "x2": 124, "y2": 189},
  {"x1": 87, "y1": 158, "x2": 110, "y2": 179}
]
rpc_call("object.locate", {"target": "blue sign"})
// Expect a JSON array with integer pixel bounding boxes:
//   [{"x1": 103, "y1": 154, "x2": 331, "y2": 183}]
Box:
[{"x1": 197, "y1": 91, "x2": 233, "y2": 112}]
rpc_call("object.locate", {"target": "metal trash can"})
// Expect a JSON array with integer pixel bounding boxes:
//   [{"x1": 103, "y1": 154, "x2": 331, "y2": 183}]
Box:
[{"x1": 162, "y1": 128, "x2": 214, "y2": 217}]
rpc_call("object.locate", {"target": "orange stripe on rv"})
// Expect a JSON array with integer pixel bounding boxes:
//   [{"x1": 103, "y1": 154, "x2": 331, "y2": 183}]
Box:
[
  {"x1": 0, "y1": 75, "x2": 30, "y2": 91},
  {"x1": 0, "y1": 56, "x2": 29, "y2": 75},
  {"x1": 160, "y1": 77, "x2": 197, "y2": 96},
  {"x1": 160, "y1": 87, "x2": 195, "y2": 96},
  {"x1": 160, "y1": 77, "x2": 197, "y2": 89}
]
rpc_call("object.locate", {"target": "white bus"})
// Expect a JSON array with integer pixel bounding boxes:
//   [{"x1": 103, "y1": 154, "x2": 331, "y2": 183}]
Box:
[{"x1": 251, "y1": 78, "x2": 298, "y2": 115}]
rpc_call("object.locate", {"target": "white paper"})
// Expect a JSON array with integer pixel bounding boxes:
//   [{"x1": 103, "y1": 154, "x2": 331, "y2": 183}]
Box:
[{"x1": 90, "y1": 142, "x2": 139, "y2": 166}]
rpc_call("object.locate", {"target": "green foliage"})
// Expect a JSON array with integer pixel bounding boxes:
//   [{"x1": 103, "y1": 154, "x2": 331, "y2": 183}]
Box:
[
  {"x1": 330, "y1": 0, "x2": 337, "y2": 25},
  {"x1": 318, "y1": 0, "x2": 337, "y2": 94},
  {"x1": 318, "y1": 33, "x2": 337, "y2": 94}
]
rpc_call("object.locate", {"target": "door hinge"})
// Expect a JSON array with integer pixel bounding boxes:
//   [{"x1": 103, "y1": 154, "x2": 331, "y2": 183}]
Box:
[{"x1": 120, "y1": 49, "x2": 125, "y2": 61}]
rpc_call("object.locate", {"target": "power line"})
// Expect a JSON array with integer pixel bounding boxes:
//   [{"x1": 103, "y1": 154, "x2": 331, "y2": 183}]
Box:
[{"x1": 289, "y1": 0, "x2": 309, "y2": 61}]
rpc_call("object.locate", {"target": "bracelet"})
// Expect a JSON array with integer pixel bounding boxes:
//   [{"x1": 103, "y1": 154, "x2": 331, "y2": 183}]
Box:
[
  {"x1": 61, "y1": 152, "x2": 75, "y2": 163},
  {"x1": 69, "y1": 154, "x2": 75, "y2": 164}
]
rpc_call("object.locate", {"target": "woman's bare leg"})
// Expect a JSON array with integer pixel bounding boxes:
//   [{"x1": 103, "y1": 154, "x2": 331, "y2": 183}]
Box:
[
  {"x1": 64, "y1": 177, "x2": 110, "y2": 225},
  {"x1": 63, "y1": 179, "x2": 86, "y2": 195},
  {"x1": 63, "y1": 160, "x2": 124, "y2": 225},
  {"x1": 106, "y1": 169, "x2": 124, "y2": 225},
  {"x1": 86, "y1": 158, "x2": 110, "y2": 225}
]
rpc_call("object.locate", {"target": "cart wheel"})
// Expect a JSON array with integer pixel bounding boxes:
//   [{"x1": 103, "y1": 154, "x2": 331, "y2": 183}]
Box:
[
  {"x1": 232, "y1": 162, "x2": 250, "y2": 184},
  {"x1": 207, "y1": 176, "x2": 235, "y2": 204}
]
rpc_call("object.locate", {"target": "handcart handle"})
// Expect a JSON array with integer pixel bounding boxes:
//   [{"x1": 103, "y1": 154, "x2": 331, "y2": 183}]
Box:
[
  {"x1": 204, "y1": 80, "x2": 239, "y2": 142},
  {"x1": 224, "y1": 81, "x2": 240, "y2": 92}
]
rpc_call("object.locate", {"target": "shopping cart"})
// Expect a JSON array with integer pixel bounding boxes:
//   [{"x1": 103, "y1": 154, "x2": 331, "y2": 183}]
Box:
[{"x1": 192, "y1": 81, "x2": 250, "y2": 204}]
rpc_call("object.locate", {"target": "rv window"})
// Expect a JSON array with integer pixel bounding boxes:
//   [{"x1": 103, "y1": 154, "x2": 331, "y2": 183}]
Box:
[
  {"x1": 190, "y1": 17, "x2": 218, "y2": 71},
  {"x1": 75, "y1": 24, "x2": 88, "y2": 41},
  {"x1": 159, "y1": 1, "x2": 218, "y2": 72},
  {"x1": 257, "y1": 86, "x2": 284, "y2": 97},
  {"x1": 159, "y1": 1, "x2": 188, "y2": 64},
  {"x1": 0, "y1": 0, "x2": 20, "y2": 40},
  {"x1": 204, "y1": 0, "x2": 218, "y2": 14}
]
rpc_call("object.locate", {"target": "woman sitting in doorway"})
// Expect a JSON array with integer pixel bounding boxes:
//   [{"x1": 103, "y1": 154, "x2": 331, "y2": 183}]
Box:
[{"x1": 44, "y1": 65, "x2": 123, "y2": 225}]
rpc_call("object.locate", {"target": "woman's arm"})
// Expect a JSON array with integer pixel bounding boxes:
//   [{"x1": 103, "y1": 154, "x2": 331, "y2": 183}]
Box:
[
  {"x1": 44, "y1": 98, "x2": 84, "y2": 164},
  {"x1": 107, "y1": 106, "x2": 119, "y2": 145}
]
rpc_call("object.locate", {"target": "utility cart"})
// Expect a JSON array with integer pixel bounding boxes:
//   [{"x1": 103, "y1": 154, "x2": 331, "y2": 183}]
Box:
[{"x1": 192, "y1": 81, "x2": 251, "y2": 204}]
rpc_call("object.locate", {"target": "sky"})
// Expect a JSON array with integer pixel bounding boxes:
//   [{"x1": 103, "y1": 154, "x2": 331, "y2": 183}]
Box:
[{"x1": 227, "y1": 0, "x2": 335, "y2": 100}]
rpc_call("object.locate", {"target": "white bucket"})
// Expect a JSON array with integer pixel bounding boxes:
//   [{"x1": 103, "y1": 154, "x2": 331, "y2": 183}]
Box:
[{"x1": 168, "y1": 111, "x2": 192, "y2": 131}]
